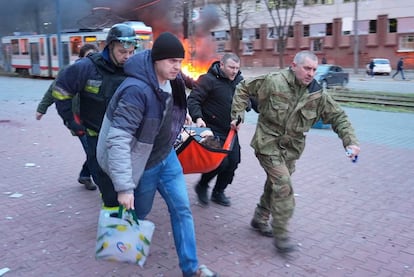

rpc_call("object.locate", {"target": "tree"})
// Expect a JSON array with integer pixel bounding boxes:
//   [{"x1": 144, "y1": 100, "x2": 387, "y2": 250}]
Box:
[
  {"x1": 219, "y1": 0, "x2": 250, "y2": 56},
  {"x1": 264, "y1": 0, "x2": 297, "y2": 68}
]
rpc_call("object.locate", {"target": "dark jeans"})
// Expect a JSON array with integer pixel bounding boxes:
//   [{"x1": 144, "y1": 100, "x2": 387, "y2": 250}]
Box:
[
  {"x1": 198, "y1": 135, "x2": 241, "y2": 193},
  {"x1": 86, "y1": 136, "x2": 119, "y2": 207},
  {"x1": 78, "y1": 135, "x2": 91, "y2": 179}
]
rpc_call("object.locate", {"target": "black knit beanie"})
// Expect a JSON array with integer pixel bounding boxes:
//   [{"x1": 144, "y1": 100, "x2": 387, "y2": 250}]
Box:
[{"x1": 151, "y1": 32, "x2": 185, "y2": 61}]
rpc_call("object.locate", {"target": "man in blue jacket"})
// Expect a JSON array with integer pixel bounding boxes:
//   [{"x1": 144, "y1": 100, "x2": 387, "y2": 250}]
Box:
[{"x1": 97, "y1": 32, "x2": 218, "y2": 277}]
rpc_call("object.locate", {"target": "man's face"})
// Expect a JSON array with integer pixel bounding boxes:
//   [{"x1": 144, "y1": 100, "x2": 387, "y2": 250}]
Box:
[
  {"x1": 291, "y1": 57, "x2": 318, "y2": 86},
  {"x1": 220, "y1": 58, "x2": 240, "y2": 81},
  {"x1": 110, "y1": 42, "x2": 135, "y2": 66},
  {"x1": 154, "y1": 58, "x2": 183, "y2": 83}
]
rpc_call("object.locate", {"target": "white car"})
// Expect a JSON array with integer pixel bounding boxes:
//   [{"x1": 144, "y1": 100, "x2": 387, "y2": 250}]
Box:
[{"x1": 366, "y1": 58, "x2": 392, "y2": 75}]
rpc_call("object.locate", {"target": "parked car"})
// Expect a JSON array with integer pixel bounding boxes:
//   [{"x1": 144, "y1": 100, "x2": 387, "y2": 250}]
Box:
[
  {"x1": 315, "y1": 64, "x2": 349, "y2": 89},
  {"x1": 365, "y1": 58, "x2": 392, "y2": 75}
]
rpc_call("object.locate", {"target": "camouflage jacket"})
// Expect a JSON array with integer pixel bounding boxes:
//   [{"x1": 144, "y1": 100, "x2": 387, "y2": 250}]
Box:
[{"x1": 231, "y1": 68, "x2": 359, "y2": 160}]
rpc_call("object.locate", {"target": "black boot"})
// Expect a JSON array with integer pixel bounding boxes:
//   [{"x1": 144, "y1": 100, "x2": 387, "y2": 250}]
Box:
[
  {"x1": 211, "y1": 191, "x2": 231, "y2": 206},
  {"x1": 195, "y1": 183, "x2": 209, "y2": 205}
]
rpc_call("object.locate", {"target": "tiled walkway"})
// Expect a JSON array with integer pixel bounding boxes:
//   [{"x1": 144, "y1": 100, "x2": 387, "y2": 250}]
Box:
[{"x1": 1, "y1": 76, "x2": 413, "y2": 276}]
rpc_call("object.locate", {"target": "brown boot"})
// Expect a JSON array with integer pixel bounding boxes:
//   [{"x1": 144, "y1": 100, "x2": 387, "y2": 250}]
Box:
[{"x1": 250, "y1": 218, "x2": 273, "y2": 237}]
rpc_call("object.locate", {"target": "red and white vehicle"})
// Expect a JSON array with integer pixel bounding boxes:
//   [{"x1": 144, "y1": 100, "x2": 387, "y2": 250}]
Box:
[{"x1": 1, "y1": 21, "x2": 152, "y2": 78}]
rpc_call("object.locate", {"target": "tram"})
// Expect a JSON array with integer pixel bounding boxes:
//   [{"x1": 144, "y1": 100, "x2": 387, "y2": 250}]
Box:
[{"x1": 1, "y1": 21, "x2": 152, "y2": 78}]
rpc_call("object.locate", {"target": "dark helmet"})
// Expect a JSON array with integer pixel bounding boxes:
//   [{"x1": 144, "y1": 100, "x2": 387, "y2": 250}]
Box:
[{"x1": 106, "y1": 23, "x2": 137, "y2": 48}]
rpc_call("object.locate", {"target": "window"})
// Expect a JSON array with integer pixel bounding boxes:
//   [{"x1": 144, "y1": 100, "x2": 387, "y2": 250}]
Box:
[
  {"x1": 369, "y1": 20, "x2": 377, "y2": 34},
  {"x1": 212, "y1": 31, "x2": 228, "y2": 41},
  {"x1": 39, "y1": 38, "x2": 45, "y2": 56},
  {"x1": 11, "y1": 39, "x2": 19, "y2": 54},
  {"x1": 310, "y1": 23, "x2": 326, "y2": 37},
  {"x1": 303, "y1": 25, "x2": 310, "y2": 37},
  {"x1": 267, "y1": 0, "x2": 295, "y2": 9},
  {"x1": 242, "y1": 28, "x2": 259, "y2": 41},
  {"x1": 389, "y1": 18, "x2": 397, "y2": 33},
  {"x1": 20, "y1": 39, "x2": 29, "y2": 55},
  {"x1": 70, "y1": 36, "x2": 82, "y2": 56},
  {"x1": 216, "y1": 42, "x2": 225, "y2": 53},
  {"x1": 304, "y1": 0, "x2": 334, "y2": 5},
  {"x1": 243, "y1": 41, "x2": 254, "y2": 55},
  {"x1": 399, "y1": 35, "x2": 414, "y2": 51},
  {"x1": 311, "y1": 38, "x2": 323, "y2": 51},
  {"x1": 52, "y1": 37, "x2": 57, "y2": 56},
  {"x1": 326, "y1": 23, "x2": 332, "y2": 36},
  {"x1": 268, "y1": 26, "x2": 293, "y2": 39}
]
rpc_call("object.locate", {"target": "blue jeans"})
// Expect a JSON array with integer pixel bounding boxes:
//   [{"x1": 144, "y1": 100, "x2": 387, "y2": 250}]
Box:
[{"x1": 134, "y1": 149, "x2": 198, "y2": 276}]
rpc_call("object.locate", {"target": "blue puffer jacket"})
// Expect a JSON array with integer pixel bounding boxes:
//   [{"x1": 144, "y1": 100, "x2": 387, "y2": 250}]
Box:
[{"x1": 97, "y1": 50, "x2": 187, "y2": 194}]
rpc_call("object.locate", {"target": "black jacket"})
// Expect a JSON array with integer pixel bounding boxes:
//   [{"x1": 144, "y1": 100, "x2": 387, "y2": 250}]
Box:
[{"x1": 188, "y1": 61, "x2": 243, "y2": 137}]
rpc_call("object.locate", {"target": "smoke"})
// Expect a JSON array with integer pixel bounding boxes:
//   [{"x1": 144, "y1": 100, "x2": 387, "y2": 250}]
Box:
[{"x1": 0, "y1": 0, "x2": 221, "y2": 66}]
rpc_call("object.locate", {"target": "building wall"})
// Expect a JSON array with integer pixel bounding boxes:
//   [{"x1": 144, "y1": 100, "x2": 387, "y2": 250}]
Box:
[{"x1": 195, "y1": 0, "x2": 414, "y2": 69}]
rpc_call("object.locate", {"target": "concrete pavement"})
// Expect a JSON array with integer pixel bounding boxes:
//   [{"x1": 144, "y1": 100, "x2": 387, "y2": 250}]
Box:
[{"x1": 1, "y1": 76, "x2": 414, "y2": 277}]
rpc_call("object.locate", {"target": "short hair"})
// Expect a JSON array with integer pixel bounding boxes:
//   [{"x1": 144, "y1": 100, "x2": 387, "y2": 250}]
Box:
[
  {"x1": 79, "y1": 44, "x2": 99, "y2": 58},
  {"x1": 293, "y1": 51, "x2": 318, "y2": 65},
  {"x1": 221, "y1": 53, "x2": 240, "y2": 64}
]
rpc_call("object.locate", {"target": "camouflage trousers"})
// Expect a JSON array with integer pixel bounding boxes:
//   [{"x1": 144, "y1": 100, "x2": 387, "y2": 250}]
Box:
[{"x1": 254, "y1": 153, "x2": 296, "y2": 238}]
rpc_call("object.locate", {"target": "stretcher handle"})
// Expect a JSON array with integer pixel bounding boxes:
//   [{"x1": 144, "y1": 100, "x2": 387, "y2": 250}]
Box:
[{"x1": 223, "y1": 116, "x2": 241, "y2": 150}]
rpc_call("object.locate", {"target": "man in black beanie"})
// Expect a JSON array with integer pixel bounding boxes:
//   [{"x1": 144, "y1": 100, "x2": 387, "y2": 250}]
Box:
[{"x1": 97, "y1": 32, "x2": 219, "y2": 277}]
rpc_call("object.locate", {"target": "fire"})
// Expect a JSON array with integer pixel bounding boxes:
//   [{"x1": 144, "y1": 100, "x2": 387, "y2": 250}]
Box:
[{"x1": 180, "y1": 37, "x2": 219, "y2": 81}]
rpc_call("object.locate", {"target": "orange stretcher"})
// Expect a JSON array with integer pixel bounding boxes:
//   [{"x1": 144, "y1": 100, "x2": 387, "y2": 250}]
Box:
[{"x1": 175, "y1": 126, "x2": 238, "y2": 174}]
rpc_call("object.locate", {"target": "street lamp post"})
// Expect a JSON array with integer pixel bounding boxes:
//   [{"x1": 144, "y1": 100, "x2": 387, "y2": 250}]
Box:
[
  {"x1": 56, "y1": 0, "x2": 63, "y2": 69},
  {"x1": 353, "y1": 0, "x2": 359, "y2": 74}
]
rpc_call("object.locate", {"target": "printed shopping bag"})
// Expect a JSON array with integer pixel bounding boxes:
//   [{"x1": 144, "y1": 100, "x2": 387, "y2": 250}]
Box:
[{"x1": 95, "y1": 206, "x2": 155, "y2": 267}]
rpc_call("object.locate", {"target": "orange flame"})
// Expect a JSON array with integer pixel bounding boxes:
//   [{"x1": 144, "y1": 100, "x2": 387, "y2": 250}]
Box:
[{"x1": 180, "y1": 38, "x2": 219, "y2": 81}]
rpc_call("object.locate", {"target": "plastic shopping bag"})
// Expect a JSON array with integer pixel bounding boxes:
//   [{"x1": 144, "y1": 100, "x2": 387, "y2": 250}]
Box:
[{"x1": 95, "y1": 206, "x2": 155, "y2": 267}]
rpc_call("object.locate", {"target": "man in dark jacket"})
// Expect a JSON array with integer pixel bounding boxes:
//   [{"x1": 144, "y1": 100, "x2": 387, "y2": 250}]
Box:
[
  {"x1": 52, "y1": 24, "x2": 136, "y2": 204},
  {"x1": 392, "y1": 57, "x2": 406, "y2": 80},
  {"x1": 36, "y1": 43, "x2": 99, "y2": 190},
  {"x1": 97, "y1": 32, "x2": 218, "y2": 277},
  {"x1": 188, "y1": 53, "x2": 243, "y2": 206}
]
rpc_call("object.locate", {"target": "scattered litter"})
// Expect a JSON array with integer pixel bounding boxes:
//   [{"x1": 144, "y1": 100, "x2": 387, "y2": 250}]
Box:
[
  {"x1": 46, "y1": 203, "x2": 52, "y2": 207},
  {"x1": 9, "y1": 193, "x2": 23, "y2": 198},
  {"x1": 0, "y1": 267, "x2": 10, "y2": 276},
  {"x1": 33, "y1": 142, "x2": 39, "y2": 145},
  {"x1": 214, "y1": 215, "x2": 220, "y2": 219},
  {"x1": 74, "y1": 212, "x2": 80, "y2": 215},
  {"x1": 58, "y1": 210, "x2": 65, "y2": 213},
  {"x1": 285, "y1": 263, "x2": 290, "y2": 268},
  {"x1": 5, "y1": 216, "x2": 13, "y2": 220},
  {"x1": 24, "y1": 163, "x2": 36, "y2": 167},
  {"x1": 3, "y1": 192, "x2": 12, "y2": 195}
]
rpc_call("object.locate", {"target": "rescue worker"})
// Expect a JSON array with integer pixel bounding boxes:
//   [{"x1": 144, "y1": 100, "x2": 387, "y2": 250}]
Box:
[
  {"x1": 230, "y1": 50, "x2": 360, "y2": 253},
  {"x1": 187, "y1": 53, "x2": 243, "y2": 207},
  {"x1": 52, "y1": 23, "x2": 136, "y2": 205},
  {"x1": 36, "y1": 43, "x2": 99, "y2": 191}
]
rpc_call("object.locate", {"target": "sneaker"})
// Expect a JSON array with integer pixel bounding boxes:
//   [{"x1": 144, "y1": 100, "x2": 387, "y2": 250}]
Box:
[
  {"x1": 78, "y1": 177, "x2": 97, "y2": 191},
  {"x1": 274, "y1": 236, "x2": 297, "y2": 253},
  {"x1": 193, "y1": 264, "x2": 218, "y2": 277},
  {"x1": 250, "y1": 219, "x2": 273, "y2": 237},
  {"x1": 211, "y1": 191, "x2": 231, "y2": 206},
  {"x1": 195, "y1": 184, "x2": 209, "y2": 205}
]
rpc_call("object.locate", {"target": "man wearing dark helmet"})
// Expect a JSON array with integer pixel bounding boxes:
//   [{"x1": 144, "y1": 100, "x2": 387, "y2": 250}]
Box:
[{"x1": 52, "y1": 23, "x2": 136, "y2": 205}]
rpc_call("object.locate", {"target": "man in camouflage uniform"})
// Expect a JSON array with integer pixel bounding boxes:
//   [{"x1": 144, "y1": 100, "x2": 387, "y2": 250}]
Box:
[{"x1": 230, "y1": 51, "x2": 360, "y2": 253}]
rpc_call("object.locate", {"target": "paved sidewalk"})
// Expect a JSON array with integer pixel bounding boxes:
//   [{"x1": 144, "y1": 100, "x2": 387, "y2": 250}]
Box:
[{"x1": 1, "y1": 76, "x2": 414, "y2": 277}]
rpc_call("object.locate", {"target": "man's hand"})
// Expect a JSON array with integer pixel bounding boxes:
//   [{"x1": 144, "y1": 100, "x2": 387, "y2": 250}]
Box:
[
  {"x1": 346, "y1": 145, "x2": 360, "y2": 161},
  {"x1": 36, "y1": 112, "x2": 44, "y2": 120},
  {"x1": 185, "y1": 113, "x2": 192, "y2": 125},
  {"x1": 66, "y1": 120, "x2": 85, "y2": 136},
  {"x1": 196, "y1": 118, "x2": 206, "y2": 128},
  {"x1": 118, "y1": 192, "x2": 134, "y2": 210},
  {"x1": 230, "y1": 116, "x2": 242, "y2": 131}
]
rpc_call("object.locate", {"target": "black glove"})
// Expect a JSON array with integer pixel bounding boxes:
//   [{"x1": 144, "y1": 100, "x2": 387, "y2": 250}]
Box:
[{"x1": 66, "y1": 120, "x2": 85, "y2": 136}]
